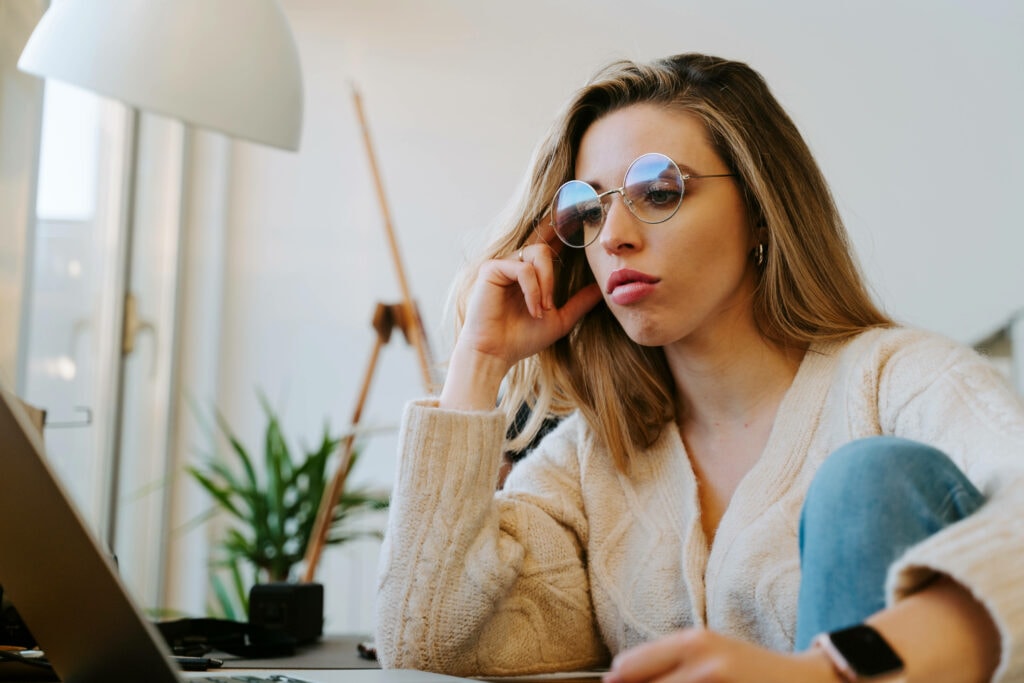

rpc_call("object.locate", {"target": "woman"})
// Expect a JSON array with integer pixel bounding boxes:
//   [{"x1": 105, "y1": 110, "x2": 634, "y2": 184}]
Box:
[{"x1": 375, "y1": 53, "x2": 1023, "y2": 682}]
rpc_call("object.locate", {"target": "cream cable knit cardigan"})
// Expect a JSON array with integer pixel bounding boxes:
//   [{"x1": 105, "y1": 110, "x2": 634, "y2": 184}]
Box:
[{"x1": 375, "y1": 327, "x2": 1024, "y2": 681}]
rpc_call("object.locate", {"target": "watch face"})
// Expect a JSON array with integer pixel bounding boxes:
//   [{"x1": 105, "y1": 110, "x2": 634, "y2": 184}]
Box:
[{"x1": 829, "y1": 625, "x2": 904, "y2": 676}]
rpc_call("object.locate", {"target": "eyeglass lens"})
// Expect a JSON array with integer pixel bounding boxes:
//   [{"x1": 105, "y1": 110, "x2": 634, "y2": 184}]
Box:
[{"x1": 550, "y1": 152, "x2": 684, "y2": 248}]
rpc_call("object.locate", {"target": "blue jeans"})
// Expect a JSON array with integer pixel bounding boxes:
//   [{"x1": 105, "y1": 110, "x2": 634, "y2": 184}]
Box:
[{"x1": 794, "y1": 436, "x2": 985, "y2": 650}]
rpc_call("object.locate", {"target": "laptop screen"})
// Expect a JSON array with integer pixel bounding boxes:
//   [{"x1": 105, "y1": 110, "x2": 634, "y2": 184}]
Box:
[{"x1": 0, "y1": 390, "x2": 181, "y2": 682}]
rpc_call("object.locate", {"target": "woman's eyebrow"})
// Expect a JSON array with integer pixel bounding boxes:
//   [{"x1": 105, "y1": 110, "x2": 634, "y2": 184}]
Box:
[
  {"x1": 574, "y1": 164, "x2": 623, "y2": 192},
  {"x1": 576, "y1": 175, "x2": 607, "y2": 192},
  {"x1": 673, "y1": 160, "x2": 702, "y2": 176}
]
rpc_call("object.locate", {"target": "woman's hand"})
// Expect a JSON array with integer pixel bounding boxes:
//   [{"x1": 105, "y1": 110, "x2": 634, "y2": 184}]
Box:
[
  {"x1": 441, "y1": 237, "x2": 602, "y2": 411},
  {"x1": 459, "y1": 242, "x2": 600, "y2": 367},
  {"x1": 603, "y1": 629, "x2": 840, "y2": 683}
]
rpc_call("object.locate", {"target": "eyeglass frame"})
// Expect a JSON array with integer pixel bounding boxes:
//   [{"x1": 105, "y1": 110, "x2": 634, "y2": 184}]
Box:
[{"x1": 546, "y1": 152, "x2": 737, "y2": 248}]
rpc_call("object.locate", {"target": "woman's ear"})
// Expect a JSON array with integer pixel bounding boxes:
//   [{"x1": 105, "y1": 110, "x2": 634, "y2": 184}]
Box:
[
  {"x1": 748, "y1": 223, "x2": 768, "y2": 252},
  {"x1": 750, "y1": 225, "x2": 769, "y2": 269},
  {"x1": 756, "y1": 223, "x2": 769, "y2": 244}
]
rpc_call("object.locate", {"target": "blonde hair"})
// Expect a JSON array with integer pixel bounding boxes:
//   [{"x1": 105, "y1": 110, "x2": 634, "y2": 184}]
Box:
[{"x1": 452, "y1": 53, "x2": 891, "y2": 472}]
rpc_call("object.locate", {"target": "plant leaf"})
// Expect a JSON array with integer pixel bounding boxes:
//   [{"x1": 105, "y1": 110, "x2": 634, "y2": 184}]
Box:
[
  {"x1": 263, "y1": 405, "x2": 288, "y2": 557},
  {"x1": 191, "y1": 392, "x2": 393, "y2": 612},
  {"x1": 187, "y1": 467, "x2": 245, "y2": 520},
  {"x1": 229, "y1": 557, "x2": 250, "y2": 617},
  {"x1": 210, "y1": 572, "x2": 238, "y2": 621},
  {"x1": 214, "y1": 410, "x2": 259, "y2": 491}
]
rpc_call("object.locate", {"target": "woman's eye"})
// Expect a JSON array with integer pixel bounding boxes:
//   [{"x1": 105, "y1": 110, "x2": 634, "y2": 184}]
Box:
[
  {"x1": 643, "y1": 184, "x2": 681, "y2": 206},
  {"x1": 579, "y1": 204, "x2": 604, "y2": 227}
]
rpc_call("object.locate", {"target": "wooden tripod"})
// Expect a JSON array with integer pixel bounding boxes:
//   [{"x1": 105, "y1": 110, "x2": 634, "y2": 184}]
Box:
[{"x1": 301, "y1": 87, "x2": 437, "y2": 583}]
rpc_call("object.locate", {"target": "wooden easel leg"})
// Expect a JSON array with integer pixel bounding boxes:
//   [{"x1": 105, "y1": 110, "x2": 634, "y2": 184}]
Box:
[
  {"x1": 301, "y1": 330, "x2": 385, "y2": 583},
  {"x1": 300, "y1": 88, "x2": 442, "y2": 583}
]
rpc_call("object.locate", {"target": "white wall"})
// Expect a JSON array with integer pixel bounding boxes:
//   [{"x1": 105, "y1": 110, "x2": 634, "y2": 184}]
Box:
[
  {"x1": 205, "y1": 0, "x2": 1024, "y2": 631},
  {"x1": 0, "y1": 1, "x2": 46, "y2": 390}
]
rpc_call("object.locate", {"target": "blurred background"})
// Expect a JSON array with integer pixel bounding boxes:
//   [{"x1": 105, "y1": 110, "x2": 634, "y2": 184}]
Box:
[{"x1": 2, "y1": 0, "x2": 1022, "y2": 635}]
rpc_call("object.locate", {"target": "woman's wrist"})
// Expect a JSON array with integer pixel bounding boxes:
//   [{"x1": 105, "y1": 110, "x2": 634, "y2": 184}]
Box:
[
  {"x1": 440, "y1": 343, "x2": 511, "y2": 411},
  {"x1": 865, "y1": 575, "x2": 1000, "y2": 683},
  {"x1": 793, "y1": 648, "x2": 848, "y2": 683}
]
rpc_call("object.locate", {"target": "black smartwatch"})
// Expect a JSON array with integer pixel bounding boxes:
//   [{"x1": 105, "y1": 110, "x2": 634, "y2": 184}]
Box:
[{"x1": 813, "y1": 624, "x2": 905, "y2": 681}]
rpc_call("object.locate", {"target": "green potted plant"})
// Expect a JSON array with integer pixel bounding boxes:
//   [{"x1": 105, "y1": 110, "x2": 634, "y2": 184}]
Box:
[{"x1": 188, "y1": 394, "x2": 389, "y2": 619}]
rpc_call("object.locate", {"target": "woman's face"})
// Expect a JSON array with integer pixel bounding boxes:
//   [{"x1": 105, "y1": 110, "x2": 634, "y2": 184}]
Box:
[{"x1": 578, "y1": 103, "x2": 759, "y2": 350}]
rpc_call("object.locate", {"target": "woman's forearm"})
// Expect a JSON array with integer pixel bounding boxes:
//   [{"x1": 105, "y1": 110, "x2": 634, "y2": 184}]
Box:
[
  {"x1": 868, "y1": 575, "x2": 1000, "y2": 683},
  {"x1": 439, "y1": 342, "x2": 510, "y2": 411}
]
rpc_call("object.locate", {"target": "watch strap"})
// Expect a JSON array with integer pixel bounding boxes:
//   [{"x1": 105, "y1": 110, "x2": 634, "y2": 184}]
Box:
[
  {"x1": 814, "y1": 632, "x2": 857, "y2": 682},
  {"x1": 813, "y1": 624, "x2": 905, "y2": 682}
]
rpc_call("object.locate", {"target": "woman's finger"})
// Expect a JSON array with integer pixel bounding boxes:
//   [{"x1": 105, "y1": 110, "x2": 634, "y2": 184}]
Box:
[
  {"x1": 516, "y1": 243, "x2": 559, "y2": 312},
  {"x1": 480, "y1": 257, "x2": 544, "y2": 319},
  {"x1": 515, "y1": 261, "x2": 545, "y2": 319},
  {"x1": 556, "y1": 283, "x2": 602, "y2": 332},
  {"x1": 608, "y1": 633, "x2": 692, "y2": 683}
]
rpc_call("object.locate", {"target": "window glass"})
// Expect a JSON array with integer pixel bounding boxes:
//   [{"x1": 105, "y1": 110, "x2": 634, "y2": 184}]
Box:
[
  {"x1": 36, "y1": 82, "x2": 99, "y2": 220},
  {"x1": 23, "y1": 81, "x2": 117, "y2": 534}
]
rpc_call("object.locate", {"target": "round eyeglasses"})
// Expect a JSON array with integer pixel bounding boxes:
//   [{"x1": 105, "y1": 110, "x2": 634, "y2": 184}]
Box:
[{"x1": 548, "y1": 152, "x2": 735, "y2": 248}]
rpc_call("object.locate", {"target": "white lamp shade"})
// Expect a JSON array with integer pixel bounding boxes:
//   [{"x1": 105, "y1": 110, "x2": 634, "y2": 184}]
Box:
[{"x1": 18, "y1": 0, "x2": 304, "y2": 151}]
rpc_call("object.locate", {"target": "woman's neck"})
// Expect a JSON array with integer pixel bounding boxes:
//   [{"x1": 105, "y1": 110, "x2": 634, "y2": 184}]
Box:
[{"x1": 666, "y1": 329, "x2": 806, "y2": 431}]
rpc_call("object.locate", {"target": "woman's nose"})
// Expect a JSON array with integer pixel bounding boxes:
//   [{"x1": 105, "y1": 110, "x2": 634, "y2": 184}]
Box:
[{"x1": 598, "y1": 192, "x2": 642, "y2": 252}]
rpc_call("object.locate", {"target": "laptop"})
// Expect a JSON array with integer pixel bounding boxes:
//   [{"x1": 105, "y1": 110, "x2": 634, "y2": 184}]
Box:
[{"x1": 0, "y1": 390, "x2": 466, "y2": 683}]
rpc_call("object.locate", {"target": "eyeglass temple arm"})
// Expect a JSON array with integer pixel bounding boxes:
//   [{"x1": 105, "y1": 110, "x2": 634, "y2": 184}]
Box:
[{"x1": 685, "y1": 172, "x2": 736, "y2": 179}]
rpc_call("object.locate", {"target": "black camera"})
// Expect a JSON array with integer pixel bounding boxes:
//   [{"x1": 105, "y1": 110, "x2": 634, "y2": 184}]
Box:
[{"x1": 248, "y1": 582, "x2": 323, "y2": 646}]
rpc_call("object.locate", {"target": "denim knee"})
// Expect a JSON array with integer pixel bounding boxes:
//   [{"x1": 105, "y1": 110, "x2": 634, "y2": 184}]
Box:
[
  {"x1": 795, "y1": 436, "x2": 985, "y2": 650},
  {"x1": 801, "y1": 436, "x2": 984, "y2": 539}
]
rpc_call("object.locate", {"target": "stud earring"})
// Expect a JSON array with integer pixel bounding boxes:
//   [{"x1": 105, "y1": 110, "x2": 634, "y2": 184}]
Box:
[{"x1": 755, "y1": 243, "x2": 766, "y2": 268}]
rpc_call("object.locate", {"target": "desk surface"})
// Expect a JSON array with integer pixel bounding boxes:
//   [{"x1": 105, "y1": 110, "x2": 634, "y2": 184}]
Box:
[
  {"x1": 2, "y1": 636, "x2": 604, "y2": 682},
  {"x1": 214, "y1": 636, "x2": 606, "y2": 681},
  {"x1": 0, "y1": 635, "x2": 378, "y2": 682},
  {"x1": 216, "y1": 633, "x2": 378, "y2": 670}
]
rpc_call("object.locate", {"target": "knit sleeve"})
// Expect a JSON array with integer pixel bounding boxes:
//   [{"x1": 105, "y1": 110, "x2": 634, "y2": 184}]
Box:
[
  {"x1": 877, "y1": 331, "x2": 1024, "y2": 683},
  {"x1": 374, "y1": 399, "x2": 608, "y2": 676}
]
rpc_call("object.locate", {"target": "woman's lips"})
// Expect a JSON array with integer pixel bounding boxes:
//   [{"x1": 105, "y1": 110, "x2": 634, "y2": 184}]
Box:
[{"x1": 607, "y1": 269, "x2": 660, "y2": 305}]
